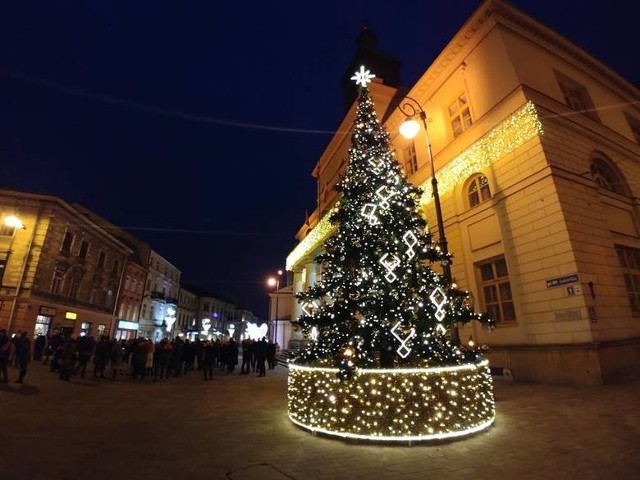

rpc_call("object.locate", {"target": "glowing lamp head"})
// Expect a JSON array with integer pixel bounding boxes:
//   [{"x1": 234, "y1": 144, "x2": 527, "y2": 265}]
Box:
[
  {"x1": 399, "y1": 118, "x2": 420, "y2": 139},
  {"x1": 344, "y1": 347, "x2": 354, "y2": 358},
  {"x1": 3, "y1": 215, "x2": 25, "y2": 230},
  {"x1": 468, "y1": 336, "x2": 475, "y2": 349},
  {"x1": 267, "y1": 277, "x2": 277, "y2": 287}
]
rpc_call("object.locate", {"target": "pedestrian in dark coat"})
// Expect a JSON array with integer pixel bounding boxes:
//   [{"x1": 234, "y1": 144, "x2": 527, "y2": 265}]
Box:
[
  {"x1": 75, "y1": 335, "x2": 95, "y2": 377},
  {"x1": 226, "y1": 338, "x2": 238, "y2": 373},
  {"x1": 33, "y1": 335, "x2": 46, "y2": 361},
  {"x1": 0, "y1": 329, "x2": 11, "y2": 383},
  {"x1": 15, "y1": 331, "x2": 31, "y2": 383},
  {"x1": 240, "y1": 339, "x2": 253, "y2": 374},
  {"x1": 266, "y1": 340, "x2": 277, "y2": 370},
  {"x1": 154, "y1": 339, "x2": 172, "y2": 381},
  {"x1": 93, "y1": 336, "x2": 111, "y2": 378},
  {"x1": 254, "y1": 338, "x2": 268, "y2": 377},
  {"x1": 202, "y1": 341, "x2": 215, "y2": 380},
  {"x1": 59, "y1": 336, "x2": 77, "y2": 381}
]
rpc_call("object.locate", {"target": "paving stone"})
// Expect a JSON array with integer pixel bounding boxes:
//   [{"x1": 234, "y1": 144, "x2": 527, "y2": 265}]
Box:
[{"x1": 0, "y1": 363, "x2": 639, "y2": 479}]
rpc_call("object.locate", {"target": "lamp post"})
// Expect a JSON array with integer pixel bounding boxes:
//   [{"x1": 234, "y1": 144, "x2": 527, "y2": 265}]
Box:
[
  {"x1": 267, "y1": 270, "x2": 283, "y2": 346},
  {"x1": 398, "y1": 96, "x2": 459, "y2": 345}
]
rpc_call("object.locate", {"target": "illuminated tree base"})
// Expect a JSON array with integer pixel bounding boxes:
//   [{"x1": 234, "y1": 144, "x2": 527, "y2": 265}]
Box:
[{"x1": 287, "y1": 360, "x2": 495, "y2": 443}]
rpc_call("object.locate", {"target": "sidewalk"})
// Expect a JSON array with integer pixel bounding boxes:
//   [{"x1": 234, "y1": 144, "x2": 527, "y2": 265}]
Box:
[{"x1": 1, "y1": 361, "x2": 638, "y2": 480}]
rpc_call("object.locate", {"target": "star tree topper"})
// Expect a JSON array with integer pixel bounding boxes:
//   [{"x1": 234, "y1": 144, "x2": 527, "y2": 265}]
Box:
[{"x1": 351, "y1": 65, "x2": 375, "y2": 87}]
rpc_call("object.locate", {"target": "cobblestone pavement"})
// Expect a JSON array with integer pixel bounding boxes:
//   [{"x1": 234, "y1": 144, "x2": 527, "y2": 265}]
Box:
[{"x1": 1, "y1": 361, "x2": 638, "y2": 480}]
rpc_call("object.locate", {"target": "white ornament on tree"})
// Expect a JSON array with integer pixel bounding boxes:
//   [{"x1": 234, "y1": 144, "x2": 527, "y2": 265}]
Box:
[
  {"x1": 403, "y1": 231, "x2": 418, "y2": 259},
  {"x1": 360, "y1": 203, "x2": 379, "y2": 225},
  {"x1": 391, "y1": 321, "x2": 415, "y2": 358},
  {"x1": 375, "y1": 185, "x2": 394, "y2": 209},
  {"x1": 379, "y1": 253, "x2": 400, "y2": 282},
  {"x1": 430, "y1": 286, "x2": 448, "y2": 322}
]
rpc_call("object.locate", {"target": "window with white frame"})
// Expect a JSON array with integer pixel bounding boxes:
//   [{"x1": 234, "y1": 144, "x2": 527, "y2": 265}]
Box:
[
  {"x1": 51, "y1": 269, "x2": 65, "y2": 295},
  {"x1": 69, "y1": 279, "x2": 81, "y2": 300},
  {"x1": 616, "y1": 246, "x2": 640, "y2": 314},
  {"x1": 404, "y1": 143, "x2": 418, "y2": 174},
  {"x1": 477, "y1": 256, "x2": 515, "y2": 323},
  {"x1": 78, "y1": 240, "x2": 89, "y2": 260},
  {"x1": 554, "y1": 70, "x2": 599, "y2": 122},
  {"x1": 467, "y1": 174, "x2": 491, "y2": 208},
  {"x1": 61, "y1": 231, "x2": 74, "y2": 255},
  {"x1": 448, "y1": 93, "x2": 472, "y2": 138},
  {"x1": 97, "y1": 251, "x2": 106, "y2": 269},
  {"x1": 590, "y1": 156, "x2": 629, "y2": 195}
]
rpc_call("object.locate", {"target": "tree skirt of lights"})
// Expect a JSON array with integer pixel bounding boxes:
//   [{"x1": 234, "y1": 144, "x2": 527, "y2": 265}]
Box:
[{"x1": 287, "y1": 359, "x2": 495, "y2": 443}]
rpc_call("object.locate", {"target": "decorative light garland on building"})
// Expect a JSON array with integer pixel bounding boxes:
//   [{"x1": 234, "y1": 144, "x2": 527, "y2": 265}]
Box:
[
  {"x1": 288, "y1": 360, "x2": 495, "y2": 442},
  {"x1": 419, "y1": 101, "x2": 544, "y2": 205},
  {"x1": 286, "y1": 101, "x2": 543, "y2": 271},
  {"x1": 286, "y1": 205, "x2": 338, "y2": 271}
]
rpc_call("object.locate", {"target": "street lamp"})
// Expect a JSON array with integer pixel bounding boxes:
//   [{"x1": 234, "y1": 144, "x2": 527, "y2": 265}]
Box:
[
  {"x1": 267, "y1": 269, "x2": 283, "y2": 346},
  {"x1": 398, "y1": 96, "x2": 459, "y2": 345}
]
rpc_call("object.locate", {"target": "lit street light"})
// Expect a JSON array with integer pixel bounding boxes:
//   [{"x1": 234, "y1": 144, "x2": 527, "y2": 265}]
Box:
[
  {"x1": 267, "y1": 270, "x2": 283, "y2": 346},
  {"x1": 398, "y1": 96, "x2": 459, "y2": 345}
]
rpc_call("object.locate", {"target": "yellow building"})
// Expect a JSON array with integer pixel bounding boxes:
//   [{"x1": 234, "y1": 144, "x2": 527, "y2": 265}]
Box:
[
  {"x1": 0, "y1": 189, "x2": 132, "y2": 338},
  {"x1": 286, "y1": 0, "x2": 640, "y2": 384}
]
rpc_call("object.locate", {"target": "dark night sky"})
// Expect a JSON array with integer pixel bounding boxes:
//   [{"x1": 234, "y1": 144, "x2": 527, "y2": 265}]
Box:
[{"x1": 0, "y1": 1, "x2": 637, "y2": 317}]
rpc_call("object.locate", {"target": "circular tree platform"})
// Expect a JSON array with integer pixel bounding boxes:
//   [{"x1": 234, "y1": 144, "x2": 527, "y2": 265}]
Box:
[{"x1": 287, "y1": 359, "x2": 495, "y2": 443}]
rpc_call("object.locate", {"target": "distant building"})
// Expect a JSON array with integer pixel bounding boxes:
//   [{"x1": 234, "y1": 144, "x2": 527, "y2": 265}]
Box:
[
  {"x1": 177, "y1": 285, "x2": 199, "y2": 338},
  {"x1": 286, "y1": 0, "x2": 640, "y2": 384},
  {"x1": 139, "y1": 250, "x2": 181, "y2": 341},
  {"x1": 0, "y1": 189, "x2": 132, "y2": 338},
  {"x1": 268, "y1": 282, "x2": 293, "y2": 349},
  {"x1": 74, "y1": 204, "x2": 151, "y2": 341}
]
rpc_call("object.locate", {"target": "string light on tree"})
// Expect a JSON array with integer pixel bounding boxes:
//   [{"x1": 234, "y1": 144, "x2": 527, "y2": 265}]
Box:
[{"x1": 289, "y1": 65, "x2": 495, "y2": 443}]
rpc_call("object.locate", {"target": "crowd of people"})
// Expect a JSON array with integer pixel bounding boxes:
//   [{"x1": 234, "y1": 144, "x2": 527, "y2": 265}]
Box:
[{"x1": 0, "y1": 328, "x2": 280, "y2": 384}]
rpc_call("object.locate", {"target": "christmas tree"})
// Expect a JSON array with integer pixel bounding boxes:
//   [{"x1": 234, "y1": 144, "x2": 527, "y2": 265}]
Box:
[
  {"x1": 295, "y1": 66, "x2": 493, "y2": 378},
  {"x1": 287, "y1": 66, "x2": 495, "y2": 442}
]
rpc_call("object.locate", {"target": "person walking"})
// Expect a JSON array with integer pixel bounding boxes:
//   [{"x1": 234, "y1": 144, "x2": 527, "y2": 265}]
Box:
[
  {"x1": 266, "y1": 340, "x2": 277, "y2": 370},
  {"x1": 33, "y1": 334, "x2": 46, "y2": 362},
  {"x1": 154, "y1": 338, "x2": 172, "y2": 382},
  {"x1": 254, "y1": 337, "x2": 267, "y2": 377},
  {"x1": 240, "y1": 338, "x2": 253, "y2": 374},
  {"x1": 225, "y1": 337, "x2": 238, "y2": 373},
  {"x1": 15, "y1": 331, "x2": 31, "y2": 383},
  {"x1": 110, "y1": 339, "x2": 124, "y2": 380},
  {"x1": 0, "y1": 329, "x2": 11, "y2": 383},
  {"x1": 59, "y1": 335, "x2": 77, "y2": 381},
  {"x1": 75, "y1": 335, "x2": 95, "y2": 378},
  {"x1": 93, "y1": 336, "x2": 111, "y2": 378},
  {"x1": 202, "y1": 340, "x2": 215, "y2": 380}
]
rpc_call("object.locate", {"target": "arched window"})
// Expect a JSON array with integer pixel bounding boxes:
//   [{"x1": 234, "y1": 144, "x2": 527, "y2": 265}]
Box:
[
  {"x1": 467, "y1": 174, "x2": 491, "y2": 208},
  {"x1": 590, "y1": 155, "x2": 630, "y2": 196}
]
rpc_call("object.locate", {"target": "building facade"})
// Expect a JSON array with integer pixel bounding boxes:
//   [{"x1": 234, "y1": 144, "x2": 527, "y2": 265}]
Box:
[
  {"x1": 73, "y1": 204, "x2": 151, "y2": 341},
  {"x1": 0, "y1": 190, "x2": 132, "y2": 338},
  {"x1": 286, "y1": 0, "x2": 640, "y2": 384},
  {"x1": 177, "y1": 285, "x2": 199, "y2": 339},
  {"x1": 268, "y1": 283, "x2": 293, "y2": 349},
  {"x1": 139, "y1": 250, "x2": 181, "y2": 341}
]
